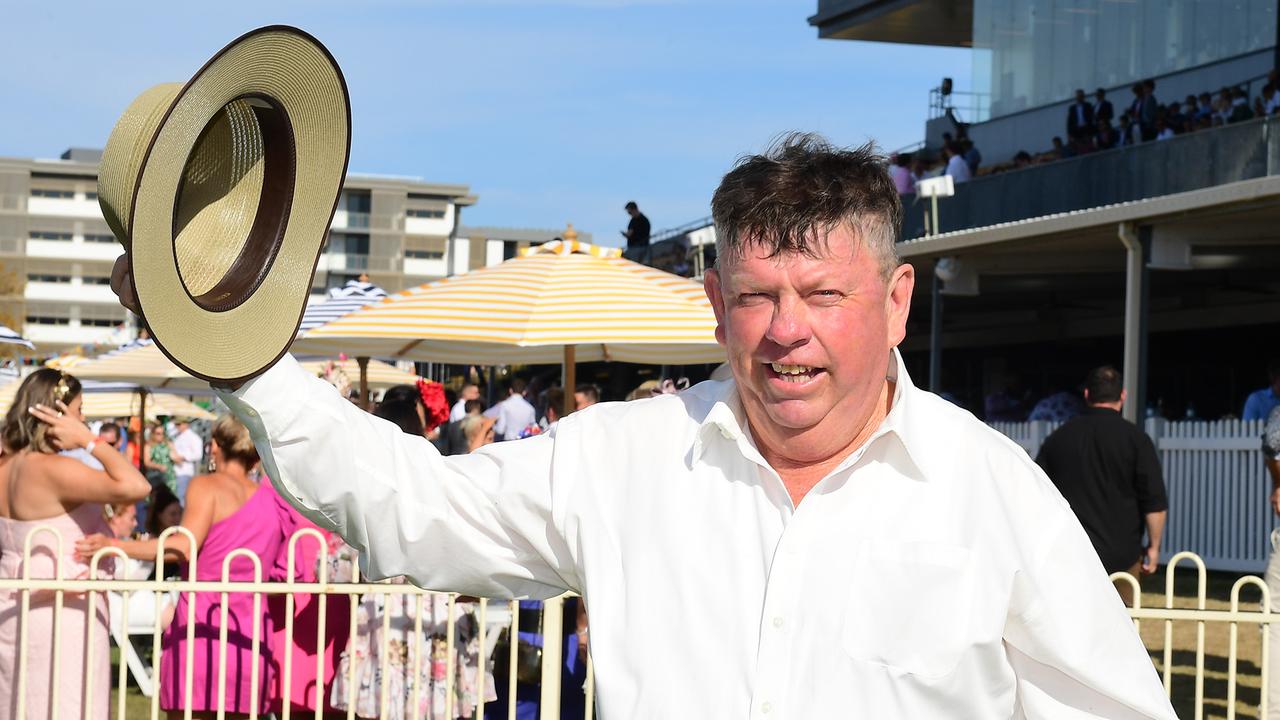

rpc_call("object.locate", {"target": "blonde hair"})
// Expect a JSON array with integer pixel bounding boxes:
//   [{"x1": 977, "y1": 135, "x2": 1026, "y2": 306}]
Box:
[
  {"x1": 210, "y1": 415, "x2": 258, "y2": 468},
  {"x1": 1, "y1": 369, "x2": 82, "y2": 454},
  {"x1": 459, "y1": 414, "x2": 493, "y2": 447}
]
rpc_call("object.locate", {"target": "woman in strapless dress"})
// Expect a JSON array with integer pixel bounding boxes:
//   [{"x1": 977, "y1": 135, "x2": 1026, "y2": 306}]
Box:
[{"x1": 0, "y1": 368, "x2": 151, "y2": 720}]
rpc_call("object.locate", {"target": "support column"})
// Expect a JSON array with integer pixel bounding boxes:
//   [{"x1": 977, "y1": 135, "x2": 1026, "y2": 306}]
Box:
[
  {"x1": 929, "y1": 264, "x2": 943, "y2": 393},
  {"x1": 1118, "y1": 223, "x2": 1151, "y2": 424}
]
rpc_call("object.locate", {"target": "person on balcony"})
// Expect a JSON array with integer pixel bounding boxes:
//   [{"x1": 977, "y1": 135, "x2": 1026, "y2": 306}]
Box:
[
  {"x1": 1093, "y1": 87, "x2": 1115, "y2": 126},
  {"x1": 620, "y1": 201, "x2": 649, "y2": 250},
  {"x1": 942, "y1": 141, "x2": 971, "y2": 182},
  {"x1": 1067, "y1": 88, "x2": 1095, "y2": 142}
]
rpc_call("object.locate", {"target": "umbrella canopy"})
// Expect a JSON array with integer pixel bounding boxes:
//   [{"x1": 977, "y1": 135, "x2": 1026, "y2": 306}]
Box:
[
  {"x1": 292, "y1": 239, "x2": 724, "y2": 365},
  {"x1": 69, "y1": 342, "x2": 418, "y2": 391},
  {"x1": 298, "y1": 279, "x2": 389, "y2": 333},
  {"x1": 0, "y1": 382, "x2": 214, "y2": 420},
  {"x1": 0, "y1": 324, "x2": 34, "y2": 351},
  {"x1": 297, "y1": 358, "x2": 421, "y2": 388}
]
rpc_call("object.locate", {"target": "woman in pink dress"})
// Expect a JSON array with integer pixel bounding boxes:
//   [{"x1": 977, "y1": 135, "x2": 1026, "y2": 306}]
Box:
[
  {"x1": 0, "y1": 369, "x2": 151, "y2": 720},
  {"x1": 79, "y1": 415, "x2": 291, "y2": 719}
]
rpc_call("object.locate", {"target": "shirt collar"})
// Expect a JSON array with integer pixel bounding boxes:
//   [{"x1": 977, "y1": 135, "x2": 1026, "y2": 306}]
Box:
[{"x1": 690, "y1": 348, "x2": 935, "y2": 482}]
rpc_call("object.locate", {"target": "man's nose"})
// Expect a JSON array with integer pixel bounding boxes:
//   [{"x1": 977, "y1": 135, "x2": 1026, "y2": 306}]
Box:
[{"x1": 765, "y1": 299, "x2": 811, "y2": 349}]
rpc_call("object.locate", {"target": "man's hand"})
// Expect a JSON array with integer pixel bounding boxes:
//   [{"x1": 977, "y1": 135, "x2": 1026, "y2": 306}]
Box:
[
  {"x1": 1270, "y1": 486, "x2": 1280, "y2": 517},
  {"x1": 110, "y1": 254, "x2": 141, "y2": 315},
  {"x1": 1141, "y1": 545, "x2": 1159, "y2": 575}
]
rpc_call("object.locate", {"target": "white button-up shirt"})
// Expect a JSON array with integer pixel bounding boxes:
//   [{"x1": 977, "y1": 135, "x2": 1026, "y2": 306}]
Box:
[
  {"x1": 485, "y1": 393, "x2": 538, "y2": 441},
  {"x1": 220, "y1": 351, "x2": 1175, "y2": 719}
]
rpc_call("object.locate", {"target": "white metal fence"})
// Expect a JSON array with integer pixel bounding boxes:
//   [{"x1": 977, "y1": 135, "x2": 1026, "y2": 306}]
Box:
[
  {"x1": 0, "y1": 526, "x2": 593, "y2": 720},
  {"x1": 6, "y1": 526, "x2": 1280, "y2": 718},
  {"x1": 992, "y1": 418, "x2": 1272, "y2": 573}
]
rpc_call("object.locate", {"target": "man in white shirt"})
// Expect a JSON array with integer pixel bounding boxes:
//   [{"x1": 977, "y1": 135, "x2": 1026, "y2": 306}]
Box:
[
  {"x1": 943, "y1": 141, "x2": 971, "y2": 183},
  {"x1": 113, "y1": 133, "x2": 1173, "y2": 718},
  {"x1": 484, "y1": 377, "x2": 537, "y2": 441},
  {"x1": 449, "y1": 382, "x2": 480, "y2": 422},
  {"x1": 170, "y1": 418, "x2": 203, "y2": 500}
]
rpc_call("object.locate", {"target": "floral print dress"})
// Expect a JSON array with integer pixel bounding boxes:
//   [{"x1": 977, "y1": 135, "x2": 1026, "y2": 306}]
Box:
[{"x1": 327, "y1": 546, "x2": 495, "y2": 720}]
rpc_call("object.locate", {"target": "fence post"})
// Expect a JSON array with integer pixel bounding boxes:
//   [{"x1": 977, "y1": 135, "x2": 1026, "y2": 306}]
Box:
[{"x1": 539, "y1": 595, "x2": 565, "y2": 720}]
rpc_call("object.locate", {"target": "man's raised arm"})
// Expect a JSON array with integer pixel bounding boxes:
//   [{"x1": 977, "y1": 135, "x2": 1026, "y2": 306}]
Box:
[{"x1": 217, "y1": 354, "x2": 581, "y2": 600}]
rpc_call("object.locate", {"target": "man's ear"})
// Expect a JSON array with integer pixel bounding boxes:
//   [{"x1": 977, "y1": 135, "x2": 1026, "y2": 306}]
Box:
[
  {"x1": 704, "y1": 268, "x2": 727, "y2": 346},
  {"x1": 884, "y1": 263, "x2": 915, "y2": 349}
]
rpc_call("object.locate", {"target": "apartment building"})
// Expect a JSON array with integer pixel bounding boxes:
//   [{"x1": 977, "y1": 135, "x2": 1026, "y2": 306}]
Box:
[{"x1": 0, "y1": 149, "x2": 582, "y2": 355}]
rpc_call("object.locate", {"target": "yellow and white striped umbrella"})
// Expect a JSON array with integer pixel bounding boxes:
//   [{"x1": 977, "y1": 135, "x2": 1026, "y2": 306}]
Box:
[
  {"x1": 67, "y1": 342, "x2": 420, "y2": 390},
  {"x1": 293, "y1": 239, "x2": 724, "y2": 365},
  {"x1": 0, "y1": 384, "x2": 214, "y2": 421}
]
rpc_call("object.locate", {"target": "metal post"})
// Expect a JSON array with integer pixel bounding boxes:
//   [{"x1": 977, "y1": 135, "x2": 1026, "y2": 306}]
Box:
[
  {"x1": 563, "y1": 346, "x2": 577, "y2": 417},
  {"x1": 929, "y1": 265, "x2": 943, "y2": 393},
  {"x1": 539, "y1": 596, "x2": 565, "y2": 720},
  {"x1": 1118, "y1": 223, "x2": 1151, "y2": 423}
]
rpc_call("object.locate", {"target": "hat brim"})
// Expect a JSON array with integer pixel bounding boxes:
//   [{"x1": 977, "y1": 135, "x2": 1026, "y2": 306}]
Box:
[{"x1": 128, "y1": 26, "x2": 350, "y2": 384}]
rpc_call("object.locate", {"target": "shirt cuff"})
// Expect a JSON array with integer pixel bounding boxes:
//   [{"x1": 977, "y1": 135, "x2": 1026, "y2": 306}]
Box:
[{"x1": 215, "y1": 354, "x2": 314, "y2": 442}]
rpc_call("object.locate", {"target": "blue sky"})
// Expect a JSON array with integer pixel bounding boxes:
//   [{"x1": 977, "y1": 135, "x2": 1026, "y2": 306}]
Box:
[{"x1": 1, "y1": 1, "x2": 969, "y2": 243}]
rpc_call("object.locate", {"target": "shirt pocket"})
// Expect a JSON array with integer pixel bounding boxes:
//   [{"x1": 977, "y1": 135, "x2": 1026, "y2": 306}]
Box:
[{"x1": 841, "y1": 540, "x2": 976, "y2": 679}]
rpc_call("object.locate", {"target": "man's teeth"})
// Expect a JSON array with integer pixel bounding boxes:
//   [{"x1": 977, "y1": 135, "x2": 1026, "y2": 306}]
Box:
[{"x1": 770, "y1": 363, "x2": 818, "y2": 382}]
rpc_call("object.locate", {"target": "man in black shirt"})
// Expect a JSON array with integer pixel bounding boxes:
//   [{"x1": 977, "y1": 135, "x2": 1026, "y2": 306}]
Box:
[
  {"x1": 622, "y1": 201, "x2": 650, "y2": 250},
  {"x1": 1035, "y1": 366, "x2": 1168, "y2": 606}
]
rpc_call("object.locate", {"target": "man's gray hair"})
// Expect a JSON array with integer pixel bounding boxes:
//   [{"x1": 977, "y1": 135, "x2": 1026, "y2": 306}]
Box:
[{"x1": 710, "y1": 133, "x2": 903, "y2": 279}]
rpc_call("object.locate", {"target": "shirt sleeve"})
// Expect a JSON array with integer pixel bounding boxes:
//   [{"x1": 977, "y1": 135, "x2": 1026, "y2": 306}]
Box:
[
  {"x1": 216, "y1": 354, "x2": 582, "y2": 600},
  {"x1": 1132, "y1": 431, "x2": 1168, "y2": 515},
  {"x1": 1003, "y1": 501, "x2": 1176, "y2": 718}
]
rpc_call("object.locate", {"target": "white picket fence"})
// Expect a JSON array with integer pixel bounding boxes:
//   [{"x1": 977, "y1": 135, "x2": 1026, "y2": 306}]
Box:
[{"x1": 991, "y1": 418, "x2": 1271, "y2": 573}]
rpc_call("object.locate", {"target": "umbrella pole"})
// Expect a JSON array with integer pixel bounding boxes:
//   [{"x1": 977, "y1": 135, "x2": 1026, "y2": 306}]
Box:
[
  {"x1": 357, "y1": 356, "x2": 371, "y2": 411},
  {"x1": 137, "y1": 389, "x2": 147, "y2": 473},
  {"x1": 562, "y1": 346, "x2": 576, "y2": 417}
]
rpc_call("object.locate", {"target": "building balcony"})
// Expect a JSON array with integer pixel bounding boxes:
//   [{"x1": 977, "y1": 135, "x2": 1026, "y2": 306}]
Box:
[
  {"x1": 24, "y1": 322, "x2": 119, "y2": 347},
  {"x1": 902, "y1": 116, "x2": 1280, "y2": 240},
  {"x1": 26, "y1": 239, "x2": 121, "y2": 262},
  {"x1": 24, "y1": 281, "x2": 120, "y2": 304}
]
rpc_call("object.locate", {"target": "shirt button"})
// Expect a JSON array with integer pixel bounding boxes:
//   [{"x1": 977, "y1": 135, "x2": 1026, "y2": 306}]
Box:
[
  {"x1": 245, "y1": 408, "x2": 258, "y2": 417},
  {"x1": 772, "y1": 616, "x2": 784, "y2": 629},
  {"x1": 761, "y1": 701, "x2": 773, "y2": 714}
]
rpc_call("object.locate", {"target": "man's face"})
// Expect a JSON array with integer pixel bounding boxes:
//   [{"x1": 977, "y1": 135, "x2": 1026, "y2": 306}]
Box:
[
  {"x1": 704, "y1": 225, "x2": 914, "y2": 440},
  {"x1": 574, "y1": 391, "x2": 595, "y2": 411},
  {"x1": 462, "y1": 385, "x2": 480, "y2": 401}
]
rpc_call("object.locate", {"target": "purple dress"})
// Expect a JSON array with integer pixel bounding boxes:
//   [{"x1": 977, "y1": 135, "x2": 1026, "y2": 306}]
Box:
[{"x1": 160, "y1": 482, "x2": 291, "y2": 714}]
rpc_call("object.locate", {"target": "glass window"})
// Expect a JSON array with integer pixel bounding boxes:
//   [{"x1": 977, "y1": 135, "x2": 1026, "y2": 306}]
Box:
[
  {"x1": 341, "y1": 191, "x2": 371, "y2": 213},
  {"x1": 28, "y1": 231, "x2": 72, "y2": 241},
  {"x1": 27, "y1": 274, "x2": 71, "y2": 283},
  {"x1": 84, "y1": 233, "x2": 116, "y2": 243},
  {"x1": 26, "y1": 316, "x2": 69, "y2": 326},
  {"x1": 82, "y1": 318, "x2": 118, "y2": 327},
  {"x1": 83, "y1": 276, "x2": 112, "y2": 285},
  {"x1": 405, "y1": 249, "x2": 445, "y2": 259},
  {"x1": 327, "y1": 232, "x2": 369, "y2": 255},
  {"x1": 30, "y1": 189, "x2": 74, "y2": 199}
]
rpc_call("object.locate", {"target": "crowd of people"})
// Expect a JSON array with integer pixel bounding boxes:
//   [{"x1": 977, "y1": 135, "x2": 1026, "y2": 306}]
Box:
[
  {"x1": 891, "y1": 70, "x2": 1280, "y2": 192},
  {"x1": 0, "y1": 362, "x2": 688, "y2": 720}
]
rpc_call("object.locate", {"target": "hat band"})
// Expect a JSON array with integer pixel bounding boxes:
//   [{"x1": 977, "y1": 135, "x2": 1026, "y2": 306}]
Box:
[{"x1": 175, "y1": 93, "x2": 297, "y2": 313}]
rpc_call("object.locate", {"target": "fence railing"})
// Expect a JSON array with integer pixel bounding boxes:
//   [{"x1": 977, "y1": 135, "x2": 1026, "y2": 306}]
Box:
[
  {"x1": 0, "y1": 526, "x2": 593, "y2": 720},
  {"x1": 7, "y1": 522, "x2": 1280, "y2": 717},
  {"x1": 991, "y1": 418, "x2": 1271, "y2": 573},
  {"x1": 901, "y1": 114, "x2": 1280, "y2": 240}
]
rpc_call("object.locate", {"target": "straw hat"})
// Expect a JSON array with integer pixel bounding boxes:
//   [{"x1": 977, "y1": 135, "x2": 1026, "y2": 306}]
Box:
[{"x1": 98, "y1": 26, "x2": 350, "y2": 383}]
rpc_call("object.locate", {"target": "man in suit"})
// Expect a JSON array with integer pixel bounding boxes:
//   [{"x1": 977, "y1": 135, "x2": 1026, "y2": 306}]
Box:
[
  {"x1": 1067, "y1": 88, "x2": 1095, "y2": 142},
  {"x1": 1093, "y1": 88, "x2": 1114, "y2": 126}
]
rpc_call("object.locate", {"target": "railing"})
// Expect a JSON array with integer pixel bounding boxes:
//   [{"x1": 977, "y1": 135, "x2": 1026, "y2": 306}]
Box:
[
  {"x1": 0, "y1": 526, "x2": 594, "y2": 720},
  {"x1": 991, "y1": 418, "x2": 1272, "y2": 573},
  {"x1": 4, "y1": 525, "x2": 1280, "y2": 718},
  {"x1": 902, "y1": 114, "x2": 1280, "y2": 240},
  {"x1": 929, "y1": 86, "x2": 991, "y2": 124}
]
